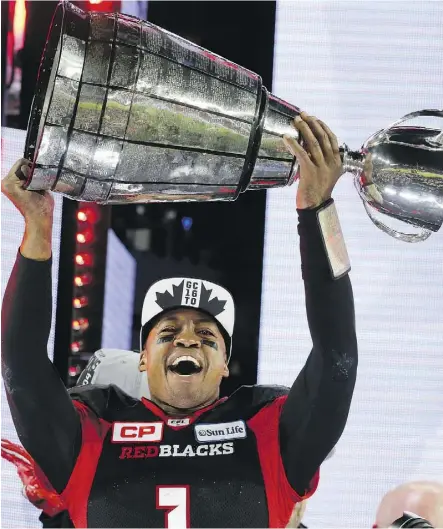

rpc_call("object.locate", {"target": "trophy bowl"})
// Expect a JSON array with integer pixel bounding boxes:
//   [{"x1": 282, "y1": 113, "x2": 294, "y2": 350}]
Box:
[{"x1": 348, "y1": 110, "x2": 443, "y2": 242}]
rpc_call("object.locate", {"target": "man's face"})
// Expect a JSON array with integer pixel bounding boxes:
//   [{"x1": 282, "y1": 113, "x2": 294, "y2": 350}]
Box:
[{"x1": 140, "y1": 308, "x2": 229, "y2": 412}]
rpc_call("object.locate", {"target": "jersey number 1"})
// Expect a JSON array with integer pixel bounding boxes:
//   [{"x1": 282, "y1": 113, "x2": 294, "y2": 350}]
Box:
[{"x1": 156, "y1": 486, "x2": 190, "y2": 528}]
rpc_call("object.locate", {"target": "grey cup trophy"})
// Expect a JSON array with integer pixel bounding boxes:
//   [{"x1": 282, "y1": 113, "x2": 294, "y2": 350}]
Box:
[{"x1": 23, "y1": 2, "x2": 443, "y2": 242}]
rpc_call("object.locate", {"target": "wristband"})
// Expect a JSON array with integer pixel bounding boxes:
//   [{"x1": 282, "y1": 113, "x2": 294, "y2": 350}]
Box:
[{"x1": 316, "y1": 201, "x2": 351, "y2": 280}]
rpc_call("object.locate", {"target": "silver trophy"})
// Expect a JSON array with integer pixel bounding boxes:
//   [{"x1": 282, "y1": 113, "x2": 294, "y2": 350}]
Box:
[{"x1": 23, "y1": 2, "x2": 443, "y2": 242}]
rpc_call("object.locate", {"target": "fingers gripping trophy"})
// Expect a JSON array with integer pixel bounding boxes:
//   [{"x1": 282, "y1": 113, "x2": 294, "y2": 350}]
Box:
[{"x1": 9, "y1": 2, "x2": 443, "y2": 244}]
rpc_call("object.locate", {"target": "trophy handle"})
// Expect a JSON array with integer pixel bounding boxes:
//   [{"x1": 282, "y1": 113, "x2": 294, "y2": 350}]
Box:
[{"x1": 362, "y1": 201, "x2": 432, "y2": 243}]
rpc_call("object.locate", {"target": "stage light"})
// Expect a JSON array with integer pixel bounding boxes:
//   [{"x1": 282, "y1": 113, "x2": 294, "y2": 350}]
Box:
[
  {"x1": 72, "y1": 318, "x2": 90, "y2": 331},
  {"x1": 86, "y1": 0, "x2": 120, "y2": 12},
  {"x1": 74, "y1": 273, "x2": 92, "y2": 287},
  {"x1": 13, "y1": 0, "x2": 26, "y2": 45},
  {"x1": 68, "y1": 365, "x2": 81, "y2": 377},
  {"x1": 71, "y1": 341, "x2": 84, "y2": 354},
  {"x1": 73, "y1": 296, "x2": 88, "y2": 309},
  {"x1": 77, "y1": 207, "x2": 99, "y2": 223},
  {"x1": 75, "y1": 253, "x2": 93, "y2": 266},
  {"x1": 181, "y1": 216, "x2": 193, "y2": 231},
  {"x1": 70, "y1": 200, "x2": 111, "y2": 366},
  {"x1": 76, "y1": 229, "x2": 94, "y2": 244}
]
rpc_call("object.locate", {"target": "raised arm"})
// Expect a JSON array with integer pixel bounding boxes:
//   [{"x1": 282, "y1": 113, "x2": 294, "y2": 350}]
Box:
[
  {"x1": 279, "y1": 115, "x2": 358, "y2": 496},
  {"x1": 1, "y1": 159, "x2": 81, "y2": 493}
]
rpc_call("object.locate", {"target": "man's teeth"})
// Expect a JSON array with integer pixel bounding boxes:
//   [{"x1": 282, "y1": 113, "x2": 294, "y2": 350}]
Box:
[{"x1": 171, "y1": 356, "x2": 200, "y2": 368}]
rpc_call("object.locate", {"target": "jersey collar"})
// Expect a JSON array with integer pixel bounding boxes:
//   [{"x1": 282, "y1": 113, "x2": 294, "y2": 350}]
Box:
[{"x1": 141, "y1": 396, "x2": 227, "y2": 429}]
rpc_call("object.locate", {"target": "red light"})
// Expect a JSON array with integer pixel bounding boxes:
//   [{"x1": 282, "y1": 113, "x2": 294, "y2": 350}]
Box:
[
  {"x1": 73, "y1": 296, "x2": 88, "y2": 309},
  {"x1": 74, "y1": 274, "x2": 92, "y2": 287},
  {"x1": 86, "y1": 0, "x2": 119, "y2": 12},
  {"x1": 75, "y1": 253, "x2": 93, "y2": 266},
  {"x1": 68, "y1": 366, "x2": 79, "y2": 377},
  {"x1": 76, "y1": 229, "x2": 94, "y2": 244},
  {"x1": 72, "y1": 318, "x2": 89, "y2": 331},
  {"x1": 77, "y1": 207, "x2": 99, "y2": 223},
  {"x1": 71, "y1": 341, "x2": 84, "y2": 354}
]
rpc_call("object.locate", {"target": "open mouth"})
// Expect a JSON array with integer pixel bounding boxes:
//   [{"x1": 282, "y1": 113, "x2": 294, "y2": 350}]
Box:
[{"x1": 167, "y1": 356, "x2": 203, "y2": 376}]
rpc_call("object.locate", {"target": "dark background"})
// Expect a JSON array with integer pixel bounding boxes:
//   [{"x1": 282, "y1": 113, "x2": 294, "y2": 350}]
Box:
[{"x1": 1, "y1": 0, "x2": 277, "y2": 394}]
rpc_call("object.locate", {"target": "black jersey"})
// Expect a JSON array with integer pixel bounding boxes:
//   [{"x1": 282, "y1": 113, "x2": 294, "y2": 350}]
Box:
[{"x1": 59, "y1": 384, "x2": 316, "y2": 528}]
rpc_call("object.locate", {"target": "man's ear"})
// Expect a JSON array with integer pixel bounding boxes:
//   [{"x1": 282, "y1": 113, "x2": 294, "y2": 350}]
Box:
[
  {"x1": 222, "y1": 363, "x2": 229, "y2": 378},
  {"x1": 139, "y1": 350, "x2": 147, "y2": 372}
]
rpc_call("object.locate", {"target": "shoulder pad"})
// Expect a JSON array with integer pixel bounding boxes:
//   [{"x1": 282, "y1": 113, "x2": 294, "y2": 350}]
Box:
[{"x1": 68, "y1": 384, "x2": 138, "y2": 419}]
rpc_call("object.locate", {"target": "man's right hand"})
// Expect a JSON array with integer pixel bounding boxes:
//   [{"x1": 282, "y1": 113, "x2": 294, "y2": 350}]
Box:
[
  {"x1": 1, "y1": 159, "x2": 54, "y2": 260},
  {"x1": 1, "y1": 159, "x2": 54, "y2": 224}
]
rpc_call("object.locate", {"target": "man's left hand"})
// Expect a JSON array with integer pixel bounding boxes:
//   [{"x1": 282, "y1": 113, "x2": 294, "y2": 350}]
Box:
[{"x1": 283, "y1": 112, "x2": 343, "y2": 209}]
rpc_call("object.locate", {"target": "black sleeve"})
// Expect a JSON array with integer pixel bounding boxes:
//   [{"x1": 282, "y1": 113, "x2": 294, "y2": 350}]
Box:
[
  {"x1": 279, "y1": 200, "x2": 358, "y2": 496},
  {"x1": 1, "y1": 252, "x2": 81, "y2": 493}
]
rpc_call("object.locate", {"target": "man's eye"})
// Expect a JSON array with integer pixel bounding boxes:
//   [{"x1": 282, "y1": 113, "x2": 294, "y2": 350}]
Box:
[
  {"x1": 199, "y1": 329, "x2": 215, "y2": 337},
  {"x1": 160, "y1": 327, "x2": 176, "y2": 333}
]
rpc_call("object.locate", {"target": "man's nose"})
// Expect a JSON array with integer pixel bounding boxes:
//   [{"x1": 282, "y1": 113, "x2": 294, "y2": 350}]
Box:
[{"x1": 173, "y1": 331, "x2": 201, "y2": 348}]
